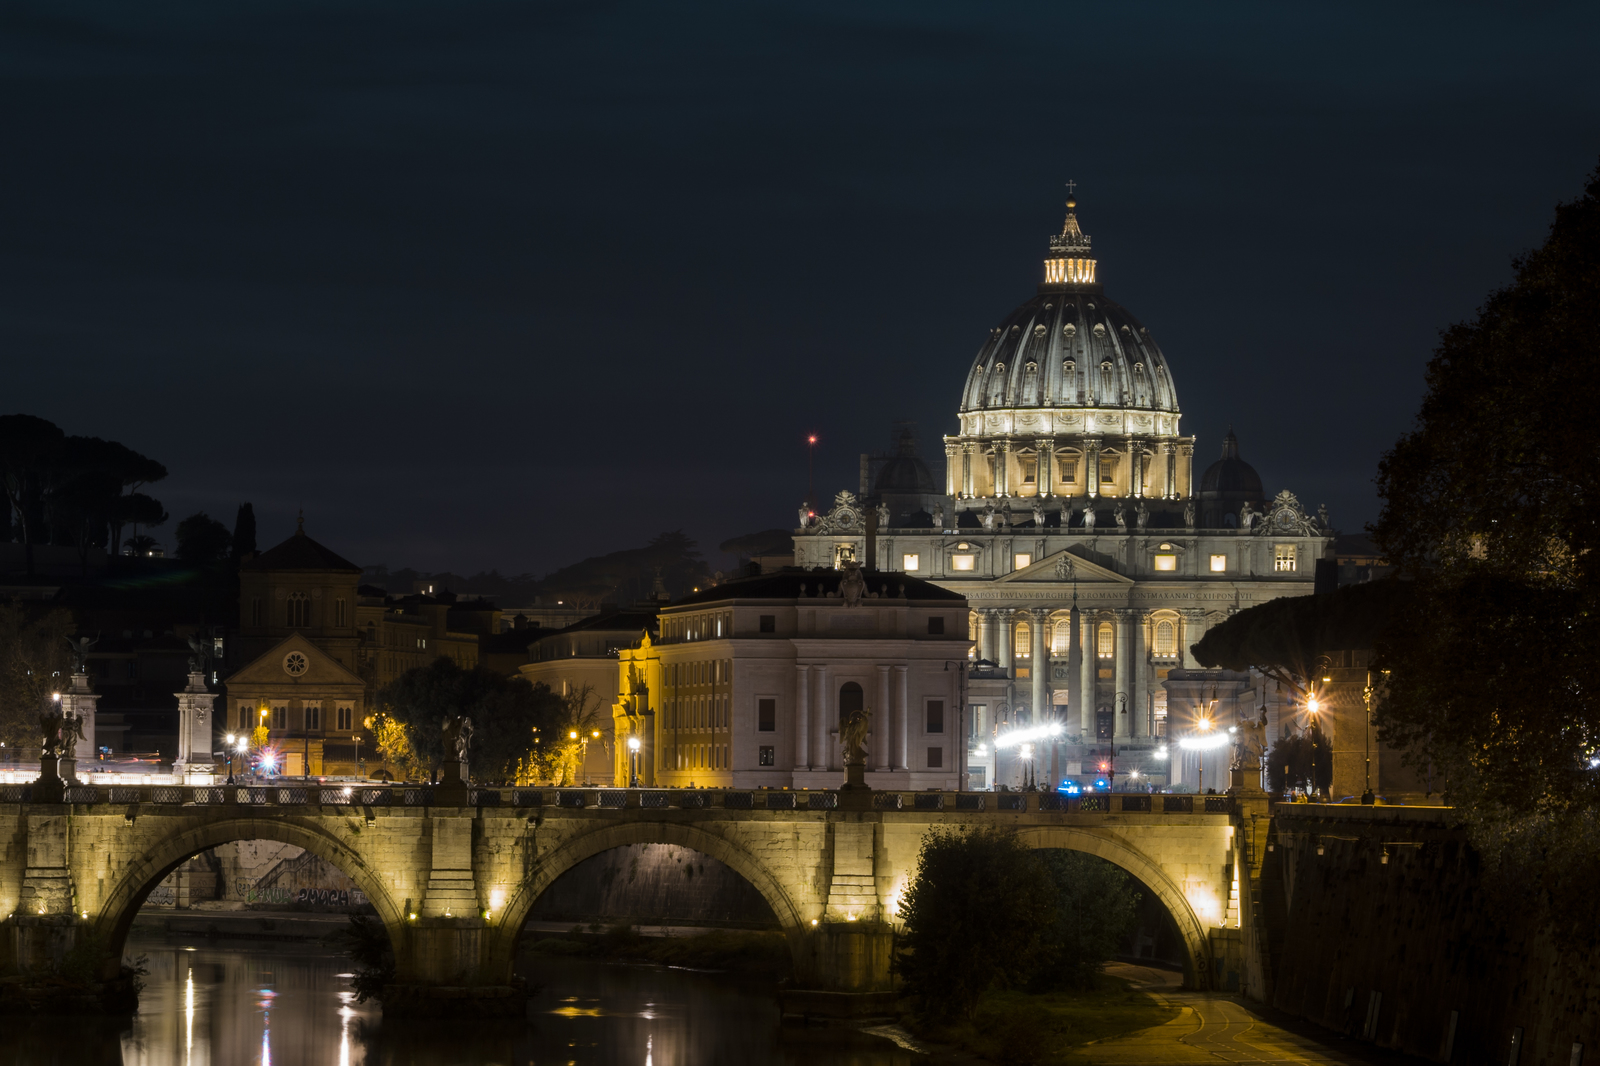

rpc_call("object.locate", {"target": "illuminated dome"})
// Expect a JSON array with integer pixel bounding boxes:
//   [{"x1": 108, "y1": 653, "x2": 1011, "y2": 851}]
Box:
[
  {"x1": 943, "y1": 192, "x2": 1195, "y2": 506},
  {"x1": 957, "y1": 196, "x2": 1179, "y2": 423}
]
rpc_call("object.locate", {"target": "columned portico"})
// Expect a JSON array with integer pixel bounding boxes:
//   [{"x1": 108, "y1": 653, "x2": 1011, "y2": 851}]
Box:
[
  {"x1": 875, "y1": 665, "x2": 892, "y2": 771},
  {"x1": 1030, "y1": 608, "x2": 1049, "y2": 727},
  {"x1": 1114, "y1": 609, "x2": 1132, "y2": 740}
]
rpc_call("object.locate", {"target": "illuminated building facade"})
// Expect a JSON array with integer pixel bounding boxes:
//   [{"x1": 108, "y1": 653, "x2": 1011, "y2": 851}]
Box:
[
  {"x1": 610, "y1": 569, "x2": 969, "y2": 790},
  {"x1": 796, "y1": 195, "x2": 1334, "y2": 790}
]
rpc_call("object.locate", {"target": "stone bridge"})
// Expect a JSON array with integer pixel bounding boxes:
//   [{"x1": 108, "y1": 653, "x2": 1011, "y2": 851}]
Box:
[{"x1": 0, "y1": 783, "x2": 1255, "y2": 1013}]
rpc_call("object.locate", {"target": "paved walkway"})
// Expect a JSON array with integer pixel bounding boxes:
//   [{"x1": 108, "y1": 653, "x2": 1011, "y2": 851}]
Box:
[{"x1": 1082, "y1": 964, "x2": 1375, "y2": 1066}]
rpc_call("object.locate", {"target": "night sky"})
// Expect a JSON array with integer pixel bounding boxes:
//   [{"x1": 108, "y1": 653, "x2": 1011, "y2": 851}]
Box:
[{"x1": 5, "y1": 3, "x2": 1598, "y2": 576}]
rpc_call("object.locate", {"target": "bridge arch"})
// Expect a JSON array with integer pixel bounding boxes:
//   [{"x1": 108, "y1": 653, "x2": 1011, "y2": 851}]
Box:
[
  {"x1": 486, "y1": 820, "x2": 807, "y2": 978},
  {"x1": 1010, "y1": 825, "x2": 1211, "y2": 988},
  {"x1": 93, "y1": 816, "x2": 408, "y2": 981}
]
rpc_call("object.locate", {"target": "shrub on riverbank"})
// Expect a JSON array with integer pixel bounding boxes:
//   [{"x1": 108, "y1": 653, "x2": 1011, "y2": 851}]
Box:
[
  {"x1": 526, "y1": 926, "x2": 791, "y2": 978},
  {"x1": 916, "y1": 975, "x2": 1178, "y2": 1066}
]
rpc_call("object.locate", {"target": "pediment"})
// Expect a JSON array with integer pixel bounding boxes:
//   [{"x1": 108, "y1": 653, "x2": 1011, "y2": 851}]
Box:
[
  {"x1": 226, "y1": 633, "x2": 364, "y2": 688},
  {"x1": 995, "y1": 549, "x2": 1132, "y2": 586}
]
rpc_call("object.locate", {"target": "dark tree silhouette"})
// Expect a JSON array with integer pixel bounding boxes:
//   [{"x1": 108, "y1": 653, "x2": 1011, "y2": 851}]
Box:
[
  {"x1": 175, "y1": 512, "x2": 233, "y2": 564},
  {"x1": 231, "y1": 503, "x2": 257, "y2": 561}
]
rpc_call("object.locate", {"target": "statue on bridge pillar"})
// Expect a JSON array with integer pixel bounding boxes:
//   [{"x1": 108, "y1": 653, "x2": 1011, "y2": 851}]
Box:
[
  {"x1": 34, "y1": 709, "x2": 83, "y2": 802},
  {"x1": 839, "y1": 707, "x2": 871, "y2": 796},
  {"x1": 437, "y1": 716, "x2": 473, "y2": 801}
]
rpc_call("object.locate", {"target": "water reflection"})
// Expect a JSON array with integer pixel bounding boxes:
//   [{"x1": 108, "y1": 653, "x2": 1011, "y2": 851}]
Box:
[{"x1": 0, "y1": 931, "x2": 922, "y2": 1066}]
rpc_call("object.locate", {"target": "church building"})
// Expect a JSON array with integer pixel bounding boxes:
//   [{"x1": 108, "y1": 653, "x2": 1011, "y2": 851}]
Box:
[{"x1": 795, "y1": 193, "x2": 1334, "y2": 790}]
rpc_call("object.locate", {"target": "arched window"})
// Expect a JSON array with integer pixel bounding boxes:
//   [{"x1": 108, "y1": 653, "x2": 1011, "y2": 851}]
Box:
[
  {"x1": 1097, "y1": 622, "x2": 1114, "y2": 659},
  {"x1": 286, "y1": 591, "x2": 310, "y2": 628},
  {"x1": 1053, "y1": 620, "x2": 1071, "y2": 654},
  {"x1": 989, "y1": 363, "x2": 1007, "y2": 405},
  {"x1": 1100, "y1": 360, "x2": 1114, "y2": 399},
  {"x1": 1154, "y1": 620, "x2": 1177, "y2": 659},
  {"x1": 839, "y1": 682, "x2": 864, "y2": 724},
  {"x1": 1015, "y1": 622, "x2": 1031, "y2": 659},
  {"x1": 1022, "y1": 362, "x2": 1038, "y2": 402}
]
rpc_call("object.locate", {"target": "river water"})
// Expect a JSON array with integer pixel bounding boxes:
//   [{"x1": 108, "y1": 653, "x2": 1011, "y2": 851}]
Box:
[{"x1": 1, "y1": 931, "x2": 922, "y2": 1066}]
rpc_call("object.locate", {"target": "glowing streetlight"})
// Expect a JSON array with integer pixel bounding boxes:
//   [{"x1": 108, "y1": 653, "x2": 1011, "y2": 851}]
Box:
[{"x1": 627, "y1": 734, "x2": 642, "y2": 787}]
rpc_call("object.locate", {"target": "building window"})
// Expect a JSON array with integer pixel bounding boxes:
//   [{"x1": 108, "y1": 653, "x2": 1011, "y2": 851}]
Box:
[
  {"x1": 336, "y1": 703, "x2": 354, "y2": 731},
  {"x1": 334, "y1": 598, "x2": 347, "y2": 627},
  {"x1": 239, "y1": 702, "x2": 253, "y2": 730},
  {"x1": 286, "y1": 592, "x2": 310, "y2": 628},
  {"x1": 1100, "y1": 458, "x2": 1115, "y2": 485},
  {"x1": 926, "y1": 700, "x2": 945, "y2": 734},
  {"x1": 757, "y1": 698, "x2": 776, "y2": 732},
  {"x1": 1021, "y1": 458, "x2": 1037, "y2": 485},
  {"x1": 1015, "y1": 623, "x2": 1031, "y2": 658},
  {"x1": 758, "y1": 745, "x2": 775, "y2": 767},
  {"x1": 951, "y1": 554, "x2": 975, "y2": 571},
  {"x1": 1154, "y1": 621, "x2": 1177, "y2": 658},
  {"x1": 1154, "y1": 554, "x2": 1176, "y2": 571},
  {"x1": 305, "y1": 702, "x2": 321, "y2": 731},
  {"x1": 1014, "y1": 553, "x2": 1032, "y2": 570},
  {"x1": 251, "y1": 598, "x2": 262, "y2": 626},
  {"x1": 1059, "y1": 457, "x2": 1076, "y2": 485},
  {"x1": 1053, "y1": 620, "x2": 1071, "y2": 654},
  {"x1": 1097, "y1": 623, "x2": 1114, "y2": 659},
  {"x1": 928, "y1": 616, "x2": 945, "y2": 635},
  {"x1": 759, "y1": 614, "x2": 775, "y2": 633},
  {"x1": 1274, "y1": 545, "x2": 1297, "y2": 572},
  {"x1": 902, "y1": 553, "x2": 920, "y2": 572},
  {"x1": 271, "y1": 703, "x2": 288, "y2": 730},
  {"x1": 1210, "y1": 554, "x2": 1227, "y2": 572},
  {"x1": 927, "y1": 746, "x2": 943, "y2": 769}
]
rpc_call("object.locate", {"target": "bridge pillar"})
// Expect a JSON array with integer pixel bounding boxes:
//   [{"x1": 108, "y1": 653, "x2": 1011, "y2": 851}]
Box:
[{"x1": 784, "y1": 816, "x2": 897, "y2": 1019}]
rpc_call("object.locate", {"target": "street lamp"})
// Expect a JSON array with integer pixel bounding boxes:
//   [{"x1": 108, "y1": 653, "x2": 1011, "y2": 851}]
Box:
[
  {"x1": 627, "y1": 735, "x2": 641, "y2": 788},
  {"x1": 1306, "y1": 695, "x2": 1322, "y2": 801}
]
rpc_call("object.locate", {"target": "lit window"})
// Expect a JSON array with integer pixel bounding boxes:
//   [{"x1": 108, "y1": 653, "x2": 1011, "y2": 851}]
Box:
[
  {"x1": 1155, "y1": 621, "x2": 1176, "y2": 658},
  {"x1": 902, "y1": 553, "x2": 920, "y2": 572},
  {"x1": 1100, "y1": 459, "x2": 1115, "y2": 485},
  {"x1": 1053, "y1": 620, "x2": 1070, "y2": 654},
  {"x1": 1154, "y1": 554, "x2": 1176, "y2": 571},
  {"x1": 1022, "y1": 459, "x2": 1037, "y2": 484},
  {"x1": 1059, "y1": 458, "x2": 1076, "y2": 485},
  {"x1": 1210, "y1": 554, "x2": 1227, "y2": 572},
  {"x1": 952, "y1": 554, "x2": 975, "y2": 571},
  {"x1": 1014, "y1": 553, "x2": 1032, "y2": 570},
  {"x1": 1015, "y1": 623, "x2": 1030, "y2": 658},
  {"x1": 1097, "y1": 623, "x2": 1114, "y2": 659},
  {"x1": 1274, "y1": 545, "x2": 1297, "y2": 572}
]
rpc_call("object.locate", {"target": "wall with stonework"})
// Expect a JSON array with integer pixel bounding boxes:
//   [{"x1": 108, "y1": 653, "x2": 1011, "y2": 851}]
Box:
[{"x1": 1267, "y1": 807, "x2": 1600, "y2": 1065}]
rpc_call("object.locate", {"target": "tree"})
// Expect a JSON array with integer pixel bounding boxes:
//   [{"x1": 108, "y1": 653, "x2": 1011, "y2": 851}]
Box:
[
  {"x1": 894, "y1": 827, "x2": 1058, "y2": 1020},
  {"x1": 1028, "y1": 851, "x2": 1141, "y2": 991},
  {"x1": 0, "y1": 604, "x2": 74, "y2": 749},
  {"x1": 174, "y1": 512, "x2": 233, "y2": 564},
  {"x1": 1265, "y1": 726, "x2": 1333, "y2": 796},
  {"x1": 0, "y1": 416, "x2": 166, "y2": 557},
  {"x1": 375, "y1": 658, "x2": 565, "y2": 782},
  {"x1": 1371, "y1": 163, "x2": 1600, "y2": 917},
  {"x1": 231, "y1": 503, "x2": 257, "y2": 562}
]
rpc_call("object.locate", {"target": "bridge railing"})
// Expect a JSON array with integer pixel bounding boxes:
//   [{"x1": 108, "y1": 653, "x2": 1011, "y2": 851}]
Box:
[{"x1": 4, "y1": 783, "x2": 1236, "y2": 816}]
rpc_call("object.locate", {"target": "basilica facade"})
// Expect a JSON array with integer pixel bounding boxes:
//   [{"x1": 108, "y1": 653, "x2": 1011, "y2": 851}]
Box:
[{"x1": 794, "y1": 195, "x2": 1334, "y2": 790}]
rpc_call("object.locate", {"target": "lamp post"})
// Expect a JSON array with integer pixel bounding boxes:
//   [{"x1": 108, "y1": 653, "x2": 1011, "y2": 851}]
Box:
[
  {"x1": 225, "y1": 734, "x2": 236, "y2": 784},
  {"x1": 628, "y1": 734, "x2": 641, "y2": 788},
  {"x1": 1306, "y1": 695, "x2": 1322, "y2": 801},
  {"x1": 1361, "y1": 671, "x2": 1375, "y2": 805}
]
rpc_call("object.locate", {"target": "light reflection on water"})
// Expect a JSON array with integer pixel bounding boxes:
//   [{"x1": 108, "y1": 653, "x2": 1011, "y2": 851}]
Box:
[{"x1": 0, "y1": 931, "x2": 923, "y2": 1066}]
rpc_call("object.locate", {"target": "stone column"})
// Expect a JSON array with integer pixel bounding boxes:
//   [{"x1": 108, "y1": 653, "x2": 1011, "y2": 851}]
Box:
[
  {"x1": 1165, "y1": 442, "x2": 1178, "y2": 499},
  {"x1": 1114, "y1": 609, "x2": 1131, "y2": 739},
  {"x1": 172, "y1": 671, "x2": 215, "y2": 778},
  {"x1": 1079, "y1": 614, "x2": 1096, "y2": 736},
  {"x1": 1086, "y1": 440, "x2": 1101, "y2": 499},
  {"x1": 1181, "y1": 443, "x2": 1194, "y2": 498},
  {"x1": 1129, "y1": 438, "x2": 1143, "y2": 497},
  {"x1": 976, "y1": 609, "x2": 993, "y2": 664},
  {"x1": 995, "y1": 609, "x2": 1013, "y2": 672},
  {"x1": 962, "y1": 443, "x2": 975, "y2": 498},
  {"x1": 893, "y1": 665, "x2": 909, "y2": 770},
  {"x1": 995, "y1": 440, "x2": 1012, "y2": 497},
  {"x1": 1030, "y1": 609, "x2": 1049, "y2": 727},
  {"x1": 945, "y1": 442, "x2": 959, "y2": 496},
  {"x1": 1131, "y1": 612, "x2": 1148, "y2": 738},
  {"x1": 875, "y1": 665, "x2": 892, "y2": 771},
  {"x1": 812, "y1": 665, "x2": 829, "y2": 771},
  {"x1": 1066, "y1": 605, "x2": 1082, "y2": 734},
  {"x1": 795, "y1": 664, "x2": 810, "y2": 770},
  {"x1": 1037, "y1": 439, "x2": 1055, "y2": 498},
  {"x1": 1182, "y1": 609, "x2": 1208, "y2": 669}
]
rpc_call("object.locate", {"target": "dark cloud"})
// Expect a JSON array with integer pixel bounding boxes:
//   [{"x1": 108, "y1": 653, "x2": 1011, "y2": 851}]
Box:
[{"x1": 3, "y1": 1, "x2": 1598, "y2": 572}]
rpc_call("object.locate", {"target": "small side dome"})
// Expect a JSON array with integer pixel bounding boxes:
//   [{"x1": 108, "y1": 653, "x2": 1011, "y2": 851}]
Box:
[{"x1": 1198, "y1": 429, "x2": 1265, "y2": 527}]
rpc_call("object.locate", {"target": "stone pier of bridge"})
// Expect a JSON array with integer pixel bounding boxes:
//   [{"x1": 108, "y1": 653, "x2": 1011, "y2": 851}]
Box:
[{"x1": 0, "y1": 784, "x2": 1243, "y2": 1015}]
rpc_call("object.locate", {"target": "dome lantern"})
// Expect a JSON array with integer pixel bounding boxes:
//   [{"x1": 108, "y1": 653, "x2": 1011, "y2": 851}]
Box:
[{"x1": 1045, "y1": 187, "x2": 1097, "y2": 288}]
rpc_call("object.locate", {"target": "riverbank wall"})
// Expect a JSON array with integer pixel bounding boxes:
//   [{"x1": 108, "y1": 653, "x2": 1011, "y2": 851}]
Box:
[{"x1": 1265, "y1": 806, "x2": 1599, "y2": 1065}]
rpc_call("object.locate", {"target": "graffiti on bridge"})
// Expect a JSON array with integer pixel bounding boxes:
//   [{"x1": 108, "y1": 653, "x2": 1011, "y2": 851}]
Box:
[{"x1": 235, "y1": 879, "x2": 367, "y2": 907}]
